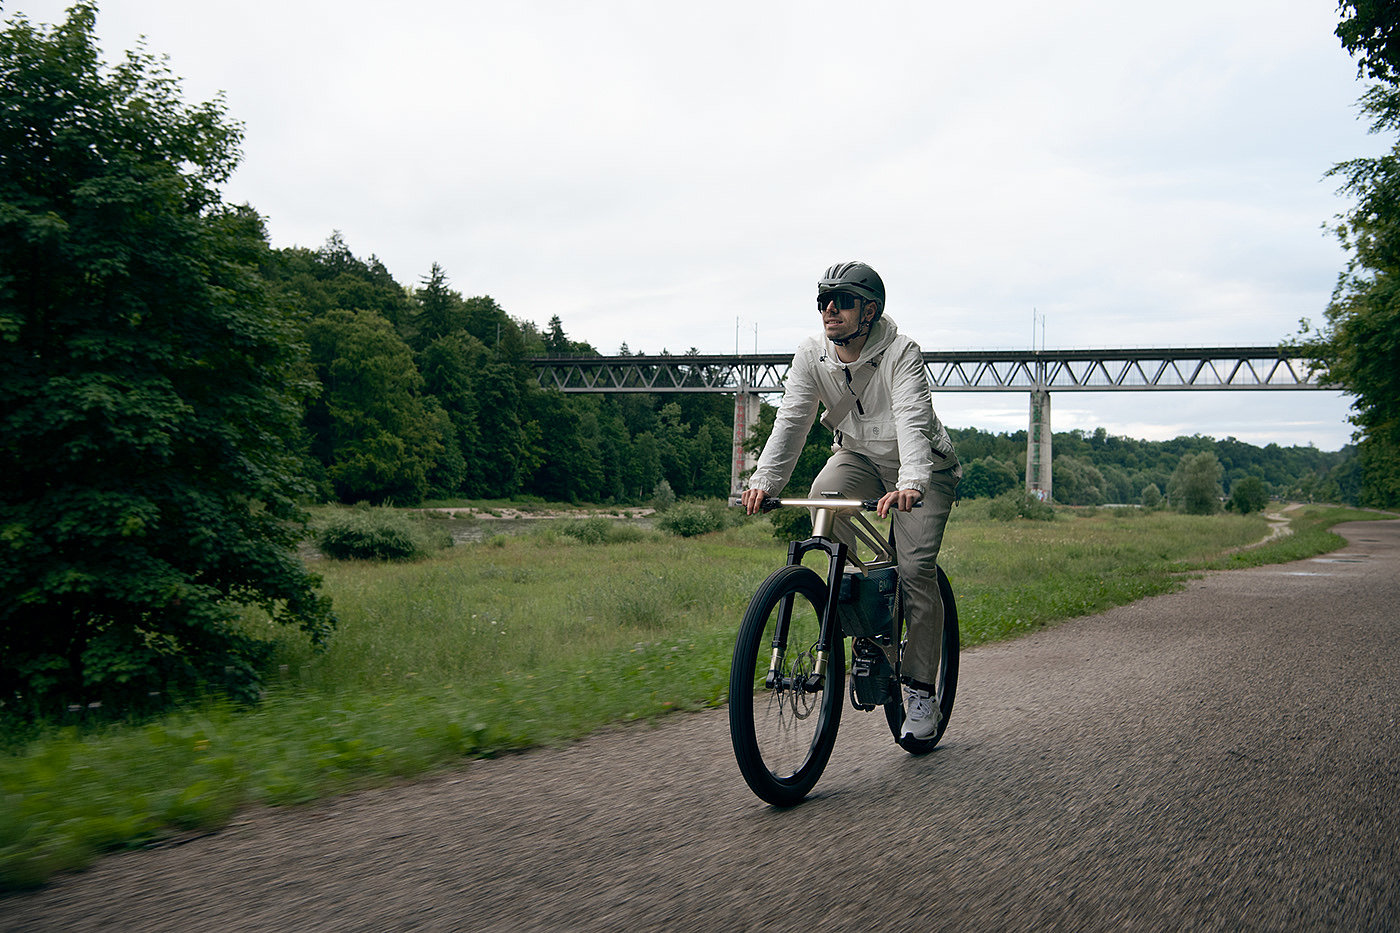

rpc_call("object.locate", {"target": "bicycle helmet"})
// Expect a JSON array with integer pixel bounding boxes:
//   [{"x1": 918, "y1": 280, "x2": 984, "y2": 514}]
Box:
[{"x1": 819, "y1": 261, "x2": 885, "y2": 345}]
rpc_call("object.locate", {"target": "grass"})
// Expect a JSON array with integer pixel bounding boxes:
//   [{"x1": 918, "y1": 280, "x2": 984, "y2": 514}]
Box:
[{"x1": 1, "y1": 503, "x2": 1390, "y2": 889}]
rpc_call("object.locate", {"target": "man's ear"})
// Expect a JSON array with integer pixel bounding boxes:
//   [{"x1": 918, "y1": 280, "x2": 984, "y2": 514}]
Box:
[{"x1": 862, "y1": 301, "x2": 879, "y2": 323}]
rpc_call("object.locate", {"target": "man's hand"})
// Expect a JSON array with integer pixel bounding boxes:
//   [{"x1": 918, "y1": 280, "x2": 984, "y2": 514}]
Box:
[
  {"x1": 876, "y1": 488, "x2": 922, "y2": 518},
  {"x1": 741, "y1": 487, "x2": 770, "y2": 515}
]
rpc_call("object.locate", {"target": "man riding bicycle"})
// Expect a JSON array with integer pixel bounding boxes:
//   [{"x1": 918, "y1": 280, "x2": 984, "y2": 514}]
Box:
[{"x1": 740, "y1": 261, "x2": 961, "y2": 740}]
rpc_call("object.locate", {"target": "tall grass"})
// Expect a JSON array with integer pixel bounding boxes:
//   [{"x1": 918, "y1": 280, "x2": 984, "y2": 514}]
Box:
[{"x1": 1, "y1": 505, "x2": 1388, "y2": 889}]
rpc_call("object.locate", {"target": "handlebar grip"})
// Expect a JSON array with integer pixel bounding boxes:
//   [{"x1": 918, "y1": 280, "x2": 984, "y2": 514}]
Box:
[{"x1": 860, "y1": 497, "x2": 923, "y2": 510}]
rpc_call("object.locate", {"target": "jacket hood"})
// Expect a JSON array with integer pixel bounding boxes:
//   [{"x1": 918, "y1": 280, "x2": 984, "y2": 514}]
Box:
[{"x1": 823, "y1": 315, "x2": 899, "y2": 366}]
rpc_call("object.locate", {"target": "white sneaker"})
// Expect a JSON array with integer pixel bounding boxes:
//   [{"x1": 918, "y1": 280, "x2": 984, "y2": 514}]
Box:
[{"x1": 901, "y1": 686, "x2": 940, "y2": 740}]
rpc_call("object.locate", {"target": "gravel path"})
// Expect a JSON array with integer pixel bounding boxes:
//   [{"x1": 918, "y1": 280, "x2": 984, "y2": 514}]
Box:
[{"x1": 3, "y1": 520, "x2": 1397, "y2": 932}]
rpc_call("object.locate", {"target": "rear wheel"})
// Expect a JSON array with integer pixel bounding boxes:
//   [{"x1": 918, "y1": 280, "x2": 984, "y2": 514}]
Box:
[
  {"x1": 885, "y1": 566, "x2": 959, "y2": 754},
  {"x1": 729, "y1": 564, "x2": 844, "y2": 806}
]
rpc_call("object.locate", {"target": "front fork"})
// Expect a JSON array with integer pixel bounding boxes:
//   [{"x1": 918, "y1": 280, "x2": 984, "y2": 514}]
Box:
[{"x1": 766, "y1": 535, "x2": 848, "y2": 692}]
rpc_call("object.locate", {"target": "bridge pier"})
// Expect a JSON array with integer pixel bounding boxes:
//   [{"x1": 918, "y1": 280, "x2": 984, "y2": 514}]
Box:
[
  {"x1": 731, "y1": 390, "x2": 761, "y2": 497},
  {"x1": 1026, "y1": 388, "x2": 1052, "y2": 501}
]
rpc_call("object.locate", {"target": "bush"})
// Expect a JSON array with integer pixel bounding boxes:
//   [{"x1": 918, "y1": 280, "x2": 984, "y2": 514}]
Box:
[
  {"x1": 655, "y1": 499, "x2": 741, "y2": 537},
  {"x1": 768, "y1": 506, "x2": 813, "y2": 541},
  {"x1": 546, "y1": 517, "x2": 651, "y2": 545},
  {"x1": 987, "y1": 490, "x2": 1057, "y2": 522},
  {"x1": 315, "y1": 507, "x2": 448, "y2": 561}
]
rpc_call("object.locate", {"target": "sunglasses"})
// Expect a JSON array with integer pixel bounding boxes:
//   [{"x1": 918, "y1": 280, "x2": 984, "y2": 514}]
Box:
[{"x1": 818, "y1": 291, "x2": 862, "y2": 312}]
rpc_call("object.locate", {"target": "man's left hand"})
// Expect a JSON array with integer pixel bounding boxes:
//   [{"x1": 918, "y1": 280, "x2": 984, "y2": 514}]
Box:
[{"x1": 876, "y1": 488, "x2": 922, "y2": 518}]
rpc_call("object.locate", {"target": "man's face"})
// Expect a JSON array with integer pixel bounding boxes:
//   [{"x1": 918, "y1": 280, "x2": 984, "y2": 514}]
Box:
[{"x1": 819, "y1": 290, "x2": 874, "y2": 342}]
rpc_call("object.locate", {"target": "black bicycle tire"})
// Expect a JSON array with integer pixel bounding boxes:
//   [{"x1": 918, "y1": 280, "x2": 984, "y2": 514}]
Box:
[
  {"x1": 885, "y1": 565, "x2": 959, "y2": 754},
  {"x1": 729, "y1": 564, "x2": 844, "y2": 806}
]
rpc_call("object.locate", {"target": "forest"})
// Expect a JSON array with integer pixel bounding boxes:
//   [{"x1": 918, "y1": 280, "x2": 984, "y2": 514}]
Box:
[{"x1": 264, "y1": 232, "x2": 1357, "y2": 510}]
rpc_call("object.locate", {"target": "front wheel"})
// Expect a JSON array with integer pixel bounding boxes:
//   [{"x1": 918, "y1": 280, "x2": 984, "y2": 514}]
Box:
[
  {"x1": 729, "y1": 564, "x2": 844, "y2": 806},
  {"x1": 885, "y1": 565, "x2": 959, "y2": 754}
]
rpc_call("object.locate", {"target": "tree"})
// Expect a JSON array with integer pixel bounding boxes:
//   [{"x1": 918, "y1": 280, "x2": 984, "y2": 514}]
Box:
[
  {"x1": 304, "y1": 309, "x2": 445, "y2": 503},
  {"x1": 1302, "y1": 4, "x2": 1400, "y2": 507},
  {"x1": 960, "y1": 457, "x2": 1020, "y2": 499},
  {"x1": 1140, "y1": 483, "x2": 1164, "y2": 509},
  {"x1": 544, "y1": 315, "x2": 570, "y2": 353},
  {"x1": 1168, "y1": 452, "x2": 1224, "y2": 515},
  {"x1": 412, "y1": 262, "x2": 464, "y2": 350},
  {"x1": 418, "y1": 330, "x2": 487, "y2": 496},
  {"x1": 266, "y1": 234, "x2": 415, "y2": 333},
  {"x1": 1226, "y1": 476, "x2": 1270, "y2": 515},
  {"x1": 0, "y1": 5, "x2": 334, "y2": 716},
  {"x1": 1337, "y1": 1, "x2": 1400, "y2": 82},
  {"x1": 1053, "y1": 455, "x2": 1108, "y2": 506}
]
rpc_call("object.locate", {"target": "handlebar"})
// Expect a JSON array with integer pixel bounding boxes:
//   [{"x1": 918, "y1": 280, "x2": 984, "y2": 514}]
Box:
[{"x1": 731, "y1": 496, "x2": 922, "y2": 513}]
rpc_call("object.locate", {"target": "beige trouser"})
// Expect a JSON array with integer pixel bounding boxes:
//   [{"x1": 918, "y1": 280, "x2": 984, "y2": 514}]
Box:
[{"x1": 809, "y1": 449, "x2": 957, "y2": 691}]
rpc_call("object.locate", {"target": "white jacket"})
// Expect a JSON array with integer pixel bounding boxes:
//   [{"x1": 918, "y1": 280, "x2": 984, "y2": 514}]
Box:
[{"x1": 748, "y1": 315, "x2": 960, "y2": 497}]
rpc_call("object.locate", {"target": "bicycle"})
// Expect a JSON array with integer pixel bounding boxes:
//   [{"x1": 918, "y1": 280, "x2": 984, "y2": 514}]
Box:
[{"x1": 728, "y1": 494, "x2": 959, "y2": 806}]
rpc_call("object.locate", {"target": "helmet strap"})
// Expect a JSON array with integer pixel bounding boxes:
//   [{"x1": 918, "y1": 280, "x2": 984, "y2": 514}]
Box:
[{"x1": 831, "y1": 306, "x2": 877, "y2": 346}]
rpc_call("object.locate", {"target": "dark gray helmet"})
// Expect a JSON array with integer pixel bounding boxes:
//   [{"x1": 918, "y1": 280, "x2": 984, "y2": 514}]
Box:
[{"x1": 818, "y1": 261, "x2": 885, "y2": 310}]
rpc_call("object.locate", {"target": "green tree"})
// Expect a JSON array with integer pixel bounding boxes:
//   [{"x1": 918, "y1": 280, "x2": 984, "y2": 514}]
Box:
[
  {"x1": 1301, "y1": 3, "x2": 1400, "y2": 507},
  {"x1": 0, "y1": 4, "x2": 334, "y2": 716},
  {"x1": 623, "y1": 431, "x2": 663, "y2": 499},
  {"x1": 1168, "y1": 452, "x2": 1224, "y2": 515},
  {"x1": 304, "y1": 309, "x2": 444, "y2": 503},
  {"x1": 960, "y1": 457, "x2": 1020, "y2": 499},
  {"x1": 418, "y1": 330, "x2": 486, "y2": 496},
  {"x1": 1226, "y1": 476, "x2": 1270, "y2": 514},
  {"x1": 412, "y1": 262, "x2": 464, "y2": 350},
  {"x1": 544, "y1": 315, "x2": 570, "y2": 353},
  {"x1": 266, "y1": 234, "x2": 414, "y2": 334},
  {"x1": 529, "y1": 389, "x2": 603, "y2": 501},
  {"x1": 1053, "y1": 455, "x2": 1107, "y2": 506},
  {"x1": 1140, "y1": 483, "x2": 1164, "y2": 509},
  {"x1": 1337, "y1": 1, "x2": 1400, "y2": 82}
]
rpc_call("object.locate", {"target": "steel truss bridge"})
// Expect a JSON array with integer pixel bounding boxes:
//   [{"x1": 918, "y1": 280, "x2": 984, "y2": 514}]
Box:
[
  {"x1": 529, "y1": 346, "x2": 1332, "y2": 499},
  {"x1": 532, "y1": 346, "x2": 1326, "y2": 394}
]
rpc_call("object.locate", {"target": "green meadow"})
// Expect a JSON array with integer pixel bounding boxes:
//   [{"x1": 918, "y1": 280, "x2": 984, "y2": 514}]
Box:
[{"x1": 0, "y1": 503, "x2": 1385, "y2": 889}]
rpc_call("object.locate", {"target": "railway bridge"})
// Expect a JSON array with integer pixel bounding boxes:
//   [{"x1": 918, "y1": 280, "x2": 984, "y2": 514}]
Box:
[{"x1": 530, "y1": 346, "x2": 1331, "y2": 501}]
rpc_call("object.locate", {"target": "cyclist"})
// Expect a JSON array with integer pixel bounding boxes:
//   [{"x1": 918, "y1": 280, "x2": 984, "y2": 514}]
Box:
[{"x1": 741, "y1": 261, "x2": 961, "y2": 740}]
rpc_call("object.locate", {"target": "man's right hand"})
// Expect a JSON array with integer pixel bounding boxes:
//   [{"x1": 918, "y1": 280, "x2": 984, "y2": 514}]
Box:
[{"x1": 740, "y1": 487, "x2": 769, "y2": 515}]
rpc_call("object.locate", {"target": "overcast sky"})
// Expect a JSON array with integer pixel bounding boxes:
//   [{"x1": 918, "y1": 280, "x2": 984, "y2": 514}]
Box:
[{"x1": 9, "y1": 0, "x2": 1388, "y2": 450}]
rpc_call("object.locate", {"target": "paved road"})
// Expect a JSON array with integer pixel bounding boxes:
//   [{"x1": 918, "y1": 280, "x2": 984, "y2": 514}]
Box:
[{"x1": 3, "y1": 520, "x2": 1398, "y2": 932}]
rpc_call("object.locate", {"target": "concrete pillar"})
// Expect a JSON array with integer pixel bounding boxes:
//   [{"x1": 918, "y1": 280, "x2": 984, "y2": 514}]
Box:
[
  {"x1": 1026, "y1": 389, "x2": 1052, "y2": 501},
  {"x1": 731, "y1": 390, "x2": 762, "y2": 497}
]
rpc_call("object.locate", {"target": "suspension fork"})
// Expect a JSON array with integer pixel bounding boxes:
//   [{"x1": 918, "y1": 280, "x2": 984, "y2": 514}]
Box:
[{"x1": 766, "y1": 535, "x2": 848, "y2": 691}]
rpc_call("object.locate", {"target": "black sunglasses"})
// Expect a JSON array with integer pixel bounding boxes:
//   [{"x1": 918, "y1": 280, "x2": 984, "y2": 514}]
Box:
[{"x1": 818, "y1": 291, "x2": 862, "y2": 312}]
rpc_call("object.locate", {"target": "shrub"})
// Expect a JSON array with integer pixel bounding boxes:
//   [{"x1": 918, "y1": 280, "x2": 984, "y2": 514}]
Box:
[
  {"x1": 649, "y1": 480, "x2": 677, "y2": 512},
  {"x1": 315, "y1": 507, "x2": 448, "y2": 561},
  {"x1": 546, "y1": 517, "x2": 652, "y2": 545},
  {"x1": 655, "y1": 499, "x2": 741, "y2": 537},
  {"x1": 549, "y1": 516, "x2": 612, "y2": 544},
  {"x1": 987, "y1": 490, "x2": 1057, "y2": 522}
]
